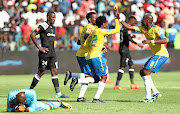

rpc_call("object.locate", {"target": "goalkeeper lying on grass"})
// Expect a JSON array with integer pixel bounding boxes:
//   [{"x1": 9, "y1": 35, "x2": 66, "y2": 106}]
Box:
[{"x1": 7, "y1": 88, "x2": 72, "y2": 112}]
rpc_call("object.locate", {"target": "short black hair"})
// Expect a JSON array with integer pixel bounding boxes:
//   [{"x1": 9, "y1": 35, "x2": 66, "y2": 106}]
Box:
[
  {"x1": 47, "y1": 11, "x2": 55, "y2": 17},
  {"x1": 86, "y1": 12, "x2": 96, "y2": 22},
  {"x1": 128, "y1": 16, "x2": 136, "y2": 21},
  {"x1": 96, "y1": 16, "x2": 107, "y2": 28}
]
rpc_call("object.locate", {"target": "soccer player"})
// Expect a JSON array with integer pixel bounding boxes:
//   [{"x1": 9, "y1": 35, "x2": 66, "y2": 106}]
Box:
[
  {"x1": 7, "y1": 88, "x2": 72, "y2": 112},
  {"x1": 120, "y1": 14, "x2": 169, "y2": 102},
  {"x1": 85, "y1": 9, "x2": 120, "y2": 103},
  {"x1": 30, "y1": 11, "x2": 68, "y2": 98},
  {"x1": 64, "y1": 12, "x2": 97, "y2": 102},
  {"x1": 114, "y1": 16, "x2": 143, "y2": 90}
]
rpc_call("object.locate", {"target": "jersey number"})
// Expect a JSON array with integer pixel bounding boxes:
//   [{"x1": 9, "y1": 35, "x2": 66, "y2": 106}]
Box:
[{"x1": 89, "y1": 35, "x2": 97, "y2": 47}]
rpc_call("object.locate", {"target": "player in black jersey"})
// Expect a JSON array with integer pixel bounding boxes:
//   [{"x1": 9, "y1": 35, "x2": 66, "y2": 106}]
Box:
[
  {"x1": 29, "y1": 11, "x2": 69, "y2": 98},
  {"x1": 114, "y1": 16, "x2": 143, "y2": 90}
]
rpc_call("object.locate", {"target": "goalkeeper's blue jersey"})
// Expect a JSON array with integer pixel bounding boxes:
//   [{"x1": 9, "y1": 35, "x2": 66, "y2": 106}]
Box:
[{"x1": 7, "y1": 88, "x2": 37, "y2": 112}]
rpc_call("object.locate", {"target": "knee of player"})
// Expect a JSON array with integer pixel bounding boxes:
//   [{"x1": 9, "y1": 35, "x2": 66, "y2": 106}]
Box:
[
  {"x1": 120, "y1": 67, "x2": 125, "y2": 70},
  {"x1": 38, "y1": 70, "x2": 45, "y2": 77},
  {"x1": 100, "y1": 76, "x2": 107, "y2": 83},
  {"x1": 129, "y1": 65, "x2": 134, "y2": 69}
]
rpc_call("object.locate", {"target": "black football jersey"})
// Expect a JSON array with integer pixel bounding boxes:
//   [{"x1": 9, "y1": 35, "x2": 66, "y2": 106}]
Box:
[
  {"x1": 119, "y1": 26, "x2": 137, "y2": 53},
  {"x1": 35, "y1": 22, "x2": 56, "y2": 57}
]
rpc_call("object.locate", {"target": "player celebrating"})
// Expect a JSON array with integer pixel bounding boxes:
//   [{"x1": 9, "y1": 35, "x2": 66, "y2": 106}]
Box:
[
  {"x1": 64, "y1": 12, "x2": 97, "y2": 102},
  {"x1": 70, "y1": 8, "x2": 120, "y2": 103},
  {"x1": 30, "y1": 11, "x2": 68, "y2": 98},
  {"x1": 114, "y1": 16, "x2": 143, "y2": 90},
  {"x1": 7, "y1": 88, "x2": 72, "y2": 112},
  {"x1": 120, "y1": 14, "x2": 169, "y2": 102}
]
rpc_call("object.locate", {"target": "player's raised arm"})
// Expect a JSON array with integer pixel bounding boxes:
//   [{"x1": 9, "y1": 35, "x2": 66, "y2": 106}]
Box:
[
  {"x1": 100, "y1": 8, "x2": 120, "y2": 36},
  {"x1": 120, "y1": 21, "x2": 135, "y2": 31}
]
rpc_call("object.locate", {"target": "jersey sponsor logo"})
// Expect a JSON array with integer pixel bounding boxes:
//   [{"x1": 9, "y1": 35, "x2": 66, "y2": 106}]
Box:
[
  {"x1": 47, "y1": 33, "x2": 55, "y2": 37},
  {"x1": 36, "y1": 27, "x2": 40, "y2": 31},
  {"x1": 88, "y1": 28, "x2": 92, "y2": 32}
]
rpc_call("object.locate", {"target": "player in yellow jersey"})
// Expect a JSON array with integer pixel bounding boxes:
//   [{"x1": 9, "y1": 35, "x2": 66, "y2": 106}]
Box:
[
  {"x1": 64, "y1": 12, "x2": 98, "y2": 102},
  {"x1": 120, "y1": 14, "x2": 169, "y2": 103},
  {"x1": 85, "y1": 9, "x2": 120, "y2": 103}
]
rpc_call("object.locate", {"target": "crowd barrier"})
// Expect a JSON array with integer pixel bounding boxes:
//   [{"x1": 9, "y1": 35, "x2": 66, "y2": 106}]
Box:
[{"x1": 0, "y1": 50, "x2": 179, "y2": 75}]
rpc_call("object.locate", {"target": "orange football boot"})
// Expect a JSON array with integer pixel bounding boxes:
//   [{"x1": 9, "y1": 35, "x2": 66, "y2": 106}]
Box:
[
  {"x1": 106, "y1": 79, "x2": 115, "y2": 84},
  {"x1": 114, "y1": 85, "x2": 126, "y2": 90},
  {"x1": 131, "y1": 84, "x2": 141, "y2": 89}
]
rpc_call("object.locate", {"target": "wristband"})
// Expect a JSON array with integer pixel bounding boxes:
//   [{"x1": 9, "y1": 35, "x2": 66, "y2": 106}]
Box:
[{"x1": 151, "y1": 40, "x2": 155, "y2": 43}]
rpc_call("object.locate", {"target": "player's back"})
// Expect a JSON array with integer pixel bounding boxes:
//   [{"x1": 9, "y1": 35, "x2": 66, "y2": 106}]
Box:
[{"x1": 76, "y1": 23, "x2": 95, "y2": 57}]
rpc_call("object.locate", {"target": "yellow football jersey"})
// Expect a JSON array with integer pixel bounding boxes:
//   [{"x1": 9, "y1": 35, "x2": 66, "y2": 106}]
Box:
[
  {"x1": 86, "y1": 19, "x2": 120, "y2": 60},
  {"x1": 135, "y1": 25, "x2": 169, "y2": 57},
  {"x1": 76, "y1": 23, "x2": 95, "y2": 57}
]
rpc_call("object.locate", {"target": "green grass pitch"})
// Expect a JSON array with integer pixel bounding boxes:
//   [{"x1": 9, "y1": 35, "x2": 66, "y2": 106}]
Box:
[{"x1": 0, "y1": 72, "x2": 180, "y2": 114}]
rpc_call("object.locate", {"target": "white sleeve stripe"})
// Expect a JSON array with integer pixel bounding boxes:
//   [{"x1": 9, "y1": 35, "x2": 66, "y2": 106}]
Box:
[
  {"x1": 40, "y1": 22, "x2": 49, "y2": 30},
  {"x1": 52, "y1": 75, "x2": 58, "y2": 79}
]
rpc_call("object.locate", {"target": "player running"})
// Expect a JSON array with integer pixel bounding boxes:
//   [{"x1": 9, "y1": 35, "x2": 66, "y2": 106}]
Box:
[
  {"x1": 120, "y1": 14, "x2": 169, "y2": 102},
  {"x1": 30, "y1": 11, "x2": 68, "y2": 98},
  {"x1": 69, "y1": 8, "x2": 120, "y2": 103},
  {"x1": 7, "y1": 88, "x2": 71, "y2": 112},
  {"x1": 64, "y1": 12, "x2": 98, "y2": 102},
  {"x1": 114, "y1": 16, "x2": 143, "y2": 90}
]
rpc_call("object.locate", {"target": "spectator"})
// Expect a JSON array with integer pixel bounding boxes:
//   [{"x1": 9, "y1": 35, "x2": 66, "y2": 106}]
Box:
[
  {"x1": 0, "y1": 35, "x2": 10, "y2": 52},
  {"x1": 142, "y1": 0, "x2": 151, "y2": 13},
  {"x1": 60, "y1": 0, "x2": 70, "y2": 16},
  {"x1": 21, "y1": 19, "x2": 32, "y2": 41},
  {"x1": 8, "y1": 35, "x2": 17, "y2": 51},
  {"x1": 172, "y1": 18, "x2": 180, "y2": 32},
  {"x1": 166, "y1": 24, "x2": 177, "y2": 49},
  {"x1": 0, "y1": 7, "x2": 10, "y2": 28},
  {"x1": 5, "y1": 1, "x2": 15, "y2": 18}
]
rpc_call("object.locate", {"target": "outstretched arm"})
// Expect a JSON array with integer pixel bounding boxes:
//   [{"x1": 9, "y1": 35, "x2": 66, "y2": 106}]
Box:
[{"x1": 121, "y1": 21, "x2": 136, "y2": 31}]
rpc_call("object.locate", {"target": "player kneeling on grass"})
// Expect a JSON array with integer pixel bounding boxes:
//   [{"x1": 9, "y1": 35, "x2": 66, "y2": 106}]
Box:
[{"x1": 7, "y1": 88, "x2": 72, "y2": 112}]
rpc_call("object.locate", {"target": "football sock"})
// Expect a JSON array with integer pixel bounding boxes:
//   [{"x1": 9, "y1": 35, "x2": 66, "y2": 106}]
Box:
[
  {"x1": 72, "y1": 73, "x2": 85, "y2": 79},
  {"x1": 30, "y1": 74, "x2": 41, "y2": 89},
  {"x1": 142, "y1": 75, "x2": 152, "y2": 99},
  {"x1": 47, "y1": 102, "x2": 60, "y2": 109},
  {"x1": 150, "y1": 79, "x2": 159, "y2": 94},
  {"x1": 94, "y1": 81, "x2": 105, "y2": 99},
  {"x1": 78, "y1": 77, "x2": 95, "y2": 84},
  {"x1": 106, "y1": 66, "x2": 109, "y2": 80},
  {"x1": 52, "y1": 75, "x2": 60, "y2": 93},
  {"x1": 129, "y1": 69, "x2": 134, "y2": 84},
  {"x1": 116, "y1": 69, "x2": 124, "y2": 86},
  {"x1": 78, "y1": 84, "x2": 88, "y2": 98}
]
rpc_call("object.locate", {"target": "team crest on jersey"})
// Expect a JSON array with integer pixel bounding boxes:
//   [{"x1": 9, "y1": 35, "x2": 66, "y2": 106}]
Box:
[
  {"x1": 88, "y1": 28, "x2": 92, "y2": 32},
  {"x1": 36, "y1": 27, "x2": 40, "y2": 31}
]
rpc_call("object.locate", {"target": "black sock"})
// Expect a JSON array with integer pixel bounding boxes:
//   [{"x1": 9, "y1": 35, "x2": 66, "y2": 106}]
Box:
[
  {"x1": 116, "y1": 69, "x2": 124, "y2": 86},
  {"x1": 52, "y1": 75, "x2": 60, "y2": 93},
  {"x1": 129, "y1": 69, "x2": 134, "y2": 84},
  {"x1": 30, "y1": 74, "x2": 41, "y2": 89}
]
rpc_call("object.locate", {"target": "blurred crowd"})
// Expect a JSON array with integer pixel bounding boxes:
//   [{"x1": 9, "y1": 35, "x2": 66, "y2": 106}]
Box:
[{"x1": 0, "y1": 0, "x2": 180, "y2": 52}]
